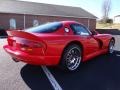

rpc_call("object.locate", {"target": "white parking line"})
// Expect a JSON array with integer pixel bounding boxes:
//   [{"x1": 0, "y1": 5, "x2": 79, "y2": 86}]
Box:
[
  {"x1": 116, "y1": 54, "x2": 120, "y2": 56},
  {"x1": 41, "y1": 66, "x2": 62, "y2": 90}
]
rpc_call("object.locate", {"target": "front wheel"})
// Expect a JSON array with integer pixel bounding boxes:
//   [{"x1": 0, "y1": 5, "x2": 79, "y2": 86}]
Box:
[
  {"x1": 108, "y1": 39, "x2": 115, "y2": 54},
  {"x1": 60, "y1": 44, "x2": 82, "y2": 71}
]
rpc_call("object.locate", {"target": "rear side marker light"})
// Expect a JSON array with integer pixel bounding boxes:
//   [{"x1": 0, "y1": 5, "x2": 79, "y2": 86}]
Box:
[
  {"x1": 21, "y1": 47, "x2": 33, "y2": 51},
  {"x1": 21, "y1": 47, "x2": 26, "y2": 51},
  {"x1": 27, "y1": 48, "x2": 33, "y2": 51}
]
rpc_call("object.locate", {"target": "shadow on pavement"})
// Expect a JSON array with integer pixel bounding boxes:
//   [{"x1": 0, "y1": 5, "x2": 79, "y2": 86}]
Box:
[
  {"x1": 48, "y1": 50, "x2": 120, "y2": 90},
  {"x1": 20, "y1": 50, "x2": 120, "y2": 90},
  {"x1": 20, "y1": 65, "x2": 52, "y2": 90}
]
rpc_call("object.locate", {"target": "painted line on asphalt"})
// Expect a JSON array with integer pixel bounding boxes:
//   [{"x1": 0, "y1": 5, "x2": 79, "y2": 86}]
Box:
[
  {"x1": 116, "y1": 54, "x2": 120, "y2": 56},
  {"x1": 41, "y1": 66, "x2": 62, "y2": 90}
]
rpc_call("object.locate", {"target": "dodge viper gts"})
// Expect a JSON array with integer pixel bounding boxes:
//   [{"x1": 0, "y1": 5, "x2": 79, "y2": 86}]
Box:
[{"x1": 3, "y1": 21, "x2": 115, "y2": 71}]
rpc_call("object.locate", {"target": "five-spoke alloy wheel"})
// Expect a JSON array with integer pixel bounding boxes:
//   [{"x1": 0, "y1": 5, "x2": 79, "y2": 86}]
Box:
[{"x1": 108, "y1": 39, "x2": 115, "y2": 54}]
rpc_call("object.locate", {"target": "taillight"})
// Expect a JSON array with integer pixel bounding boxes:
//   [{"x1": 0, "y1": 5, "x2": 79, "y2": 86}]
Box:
[
  {"x1": 20, "y1": 41, "x2": 43, "y2": 48},
  {"x1": 21, "y1": 41, "x2": 45, "y2": 56},
  {"x1": 19, "y1": 39, "x2": 46, "y2": 52},
  {"x1": 29, "y1": 42, "x2": 43, "y2": 48}
]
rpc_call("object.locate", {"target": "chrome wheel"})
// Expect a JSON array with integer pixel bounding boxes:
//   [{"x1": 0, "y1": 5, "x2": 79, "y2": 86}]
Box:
[
  {"x1": 109, "y1": 40, "x2": 115, "y2": 54},
  {"x1": 66, "y1": 47, "x2": 81, "y2": 71}
]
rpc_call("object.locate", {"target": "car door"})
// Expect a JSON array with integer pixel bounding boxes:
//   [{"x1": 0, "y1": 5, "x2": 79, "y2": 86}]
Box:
[{"x1": 70, "y1": 24, "x2": 100, "y2": 59}]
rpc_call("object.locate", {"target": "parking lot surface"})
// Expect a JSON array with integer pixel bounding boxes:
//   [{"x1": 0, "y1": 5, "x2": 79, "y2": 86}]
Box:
[{"x1": 0, "y1": 35, "x2": 120, "y2": 90}]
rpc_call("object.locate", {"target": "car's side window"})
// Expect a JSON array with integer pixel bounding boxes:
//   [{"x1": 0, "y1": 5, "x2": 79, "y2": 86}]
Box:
[{"x1": 70, "y1": 24, "x2": 90, "y2": 36}]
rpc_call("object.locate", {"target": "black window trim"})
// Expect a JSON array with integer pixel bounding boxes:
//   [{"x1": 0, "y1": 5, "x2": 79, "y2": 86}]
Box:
[{"x1": 70, "y1": 23, "x2": 92, "y2": 36}]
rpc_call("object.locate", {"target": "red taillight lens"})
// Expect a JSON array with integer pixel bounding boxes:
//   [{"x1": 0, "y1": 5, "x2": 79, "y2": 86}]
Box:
[
  {"x1": 18, "y1": 39, "x2": 46, "y2": 52},
  {"x1": 19, "y1": 40, "x2": 46, "y2": 55},
  {"x1": 29, "y1": 42, "x2": 43, "y2": 48},
  {"x1": 20, "y1": 41, "x2": 43, "y2": 48}
]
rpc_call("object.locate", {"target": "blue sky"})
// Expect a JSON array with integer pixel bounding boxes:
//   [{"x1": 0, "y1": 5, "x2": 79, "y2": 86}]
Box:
[{"x1": 20, "y1": 0, "x2": 119, "y2": 19}]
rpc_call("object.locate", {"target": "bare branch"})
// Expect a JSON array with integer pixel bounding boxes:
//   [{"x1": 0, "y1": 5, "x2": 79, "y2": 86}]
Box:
[{"x1": 102, "y1": 0, "x2": 111, "y2": 22}]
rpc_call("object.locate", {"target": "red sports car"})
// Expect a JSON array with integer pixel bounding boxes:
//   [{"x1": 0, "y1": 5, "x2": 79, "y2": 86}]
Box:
[{"x1": 3, "y1": 21, "x2": 115, "y2": 71}]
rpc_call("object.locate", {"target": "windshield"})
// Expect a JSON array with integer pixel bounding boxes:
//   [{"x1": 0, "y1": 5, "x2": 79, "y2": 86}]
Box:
[{"x1": 25, "y1": 22, "x2": 62, "y2": 33}]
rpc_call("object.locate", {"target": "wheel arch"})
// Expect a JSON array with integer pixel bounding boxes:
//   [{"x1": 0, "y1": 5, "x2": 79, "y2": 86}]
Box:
[
  {"x1": 111, "y1": 37, "x2": 115, "y2": 42},
  {"x1": 64, "y1": 40, "x2": 83, "y2": 52},
  {"x1": 109, "y1": 37, "x2": 115, "y2": 46},
  {"x1": 60, "y1": 40, "x2": 84, "y2": 63}
]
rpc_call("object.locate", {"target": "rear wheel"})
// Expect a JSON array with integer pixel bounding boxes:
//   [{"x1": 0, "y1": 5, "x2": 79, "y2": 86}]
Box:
[
  {"x1": 60, "y1": 44, "x2": 82, "y2": 71},
  {"x1": 108, "y1": 39, "x2": 115, "y2": 54}
]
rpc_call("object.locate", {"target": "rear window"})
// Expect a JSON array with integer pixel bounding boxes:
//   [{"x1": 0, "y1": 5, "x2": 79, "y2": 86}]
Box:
[{"x1": 25, "y1": 22, "x2": 62, "y2": 33}]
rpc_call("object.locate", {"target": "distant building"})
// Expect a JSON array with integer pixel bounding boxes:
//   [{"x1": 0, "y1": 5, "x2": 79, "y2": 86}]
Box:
[
  {"x1": 0, "y1": 0, "x2": 97, "y2": 31},
  {"x1": 114, "y1": 15, "x2": 120, "y2": 23}
]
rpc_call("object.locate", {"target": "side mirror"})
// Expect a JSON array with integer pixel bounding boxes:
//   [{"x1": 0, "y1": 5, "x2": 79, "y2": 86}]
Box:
[{"x1": 91, "y1": 30, "x2": 98, "y2": 35}]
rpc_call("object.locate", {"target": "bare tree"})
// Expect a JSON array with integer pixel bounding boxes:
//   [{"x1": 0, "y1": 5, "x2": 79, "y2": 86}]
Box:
[{"x1": 102, "y1": 0, "x2": 111, "y2": 23}]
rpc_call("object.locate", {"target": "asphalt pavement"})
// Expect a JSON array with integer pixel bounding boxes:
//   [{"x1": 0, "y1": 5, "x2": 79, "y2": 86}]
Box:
[{"x1": 0, "y1": 35, "x2": 120, "y2": 90}]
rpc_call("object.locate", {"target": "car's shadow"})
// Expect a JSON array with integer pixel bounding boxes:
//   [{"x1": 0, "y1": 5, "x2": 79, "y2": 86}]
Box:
[
  {"x1": 21, "y1": 50, "x2": 120, "y2": 90},
  {"x1": 20, "y1": 65, "x2": 53, "y2": 90}
]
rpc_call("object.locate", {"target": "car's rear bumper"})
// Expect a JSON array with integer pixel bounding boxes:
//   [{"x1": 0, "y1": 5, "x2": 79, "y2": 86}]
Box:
[{"x1": 3, "y1": 45, "x2": 60, "y2": 65}]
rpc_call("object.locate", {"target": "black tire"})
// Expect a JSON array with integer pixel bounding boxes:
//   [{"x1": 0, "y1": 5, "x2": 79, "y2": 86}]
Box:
[
  {"x1": 108, "y1": 39, "x2": 115, "y2": 54},
  {"x1": 60, "y1": 44, "x2": 82, "y2": 71}
]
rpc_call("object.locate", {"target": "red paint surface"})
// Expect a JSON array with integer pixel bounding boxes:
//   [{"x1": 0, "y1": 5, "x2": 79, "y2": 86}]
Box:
[{"x1": 3, "y1": 21, "x2": 113, "y2": 65}]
